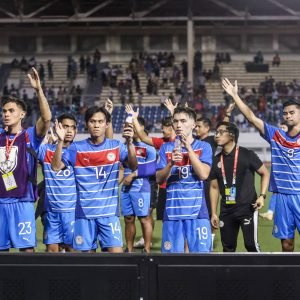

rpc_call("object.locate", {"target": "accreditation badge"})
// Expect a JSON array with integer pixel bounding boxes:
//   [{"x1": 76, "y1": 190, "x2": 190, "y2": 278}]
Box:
[
  {"x1": 2, "y1": 172, "x2": 17, "y2": 191},
  {"x1": 225, "y1": 187, "x2": 236, "y2": 204}
]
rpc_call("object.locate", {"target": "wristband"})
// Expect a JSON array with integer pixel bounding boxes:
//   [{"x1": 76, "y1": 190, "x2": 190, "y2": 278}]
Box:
[{"x1": 259, "y1": 194, "x2": 266, "y2": 199}]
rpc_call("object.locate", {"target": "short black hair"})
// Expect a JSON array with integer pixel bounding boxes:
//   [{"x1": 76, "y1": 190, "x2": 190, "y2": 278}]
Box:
[
  {"x1": 85, "y1": 106, "x2": 111, "y2": 124},
  {"x1": 174, "y1": 106, "x2": 197, "y2": 122},
  {"x1": 162, "y1": 116, "x2": 173, "y2": 127},
  {"x1": 283, "y1": 99, "x2": 300, "y2": 109},
  {"x1": 57, "y1": 113, "x2": 77, "y2": 125},
  {"x1": 2, "y1": 96, "x2": 27, "y2": 113},
  {"x1": 216, "y1": 121, "x2": 239, "y2": 143},
  {"x1": 196, "y1": 117, "x2": 212, "y2": 129}
]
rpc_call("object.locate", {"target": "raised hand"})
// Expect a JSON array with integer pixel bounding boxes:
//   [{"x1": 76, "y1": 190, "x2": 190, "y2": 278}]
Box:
[
  {"x1": 27, "y1": 67, "x2": 42, "y2": 91},
  {"x1": 125, "y1": 104, "x2": 139, "y2": 118},
  {"x1": 49, "y1": 127, "x2": 58, "y2": 144},
  {"x1": 54, "y1": 119, "x2": 65, "y2": 142},
  {"x1": 122, "y1": 123, "x2": 134, "y2": 144},
  {"x1": 164, "y1": 98, "x2": 178, "y2": 115},
  {"x1": 222, "y1": 78, "x2": 238, "y2": 98},
  {"x1": 104, "y1": 98, "x2": 113, "y2": 115}
]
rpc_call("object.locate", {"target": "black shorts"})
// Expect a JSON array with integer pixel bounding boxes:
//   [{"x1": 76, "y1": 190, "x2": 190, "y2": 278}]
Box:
[
  {"x1": 150, "y1": 180, "x2": 158, "y2": 209},
  {"x1": 156, "y1": 187, "x2": 167, "y2": 221}
]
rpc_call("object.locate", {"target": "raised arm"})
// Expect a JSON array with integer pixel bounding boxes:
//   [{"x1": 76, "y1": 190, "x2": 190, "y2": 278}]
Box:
[
  {"x1": 163, "y1": 98, "x2": 178, "y2": 115},
  {"x1": 104, "y1": 98, "x2": 113, "y2": 139},
  {"x1": 27, "y1": 67, "x2": 51, "y2": 137},
  {"x1": 222, "y1": 78, "x2": 264, "y2": 134},
  {"x1": 223, "y1": 102, "x2": 235, "y2": 122},
  {"x1": 125, "y1": 104, "x2": 154, "y2": 146},
  {"x1": 51, "y1": 120, "x2": 66, "y2": 172},
  {"x1": 122, "y1": 123, "x2": 138, "y2": 171}
]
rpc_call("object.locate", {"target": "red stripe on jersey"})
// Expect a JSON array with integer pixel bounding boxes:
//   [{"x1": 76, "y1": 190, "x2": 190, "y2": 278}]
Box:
[
  {"x1": 166, "y1": 149, "x2": 202, "y2": 166},
  {"x1": 75, "y1": 148, "x2": 120, "y2": 167},
  {"x1": 135, "y1": 146, "x2": 146, "y2": 158},
  {"x1": 273, "y1": 131, "x2": 300, "y2": 149},
  {"x1": 44, "y1": 149, "x2": 55, "y2": 163},
  {"x1": 25, "y1": 131, "x2": 30, "y2": 144}
]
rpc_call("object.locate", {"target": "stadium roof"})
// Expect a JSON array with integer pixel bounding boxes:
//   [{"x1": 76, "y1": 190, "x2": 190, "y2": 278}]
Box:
[{"x1": 0, "y1": 0, "x2": 300, "y2": 25}]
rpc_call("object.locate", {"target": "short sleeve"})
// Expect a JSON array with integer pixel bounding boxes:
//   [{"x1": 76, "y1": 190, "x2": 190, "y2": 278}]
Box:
[
  {"x1": 156, "y1": 144, "x2": 168, "y2": 170},
  {"x1": 200, "y1": 141, "x2": 212, "y2": 166},
  {"x1": 209, "y1": 156, "x2": 219, "y2": 181},
  {"x1": 262, "y1": 122, "x2": 277, "y2": 144},
  {"x1": 151, "y1": 137, "x2": 164, "y2": 150},
  {"x1": 26, "y1": 126, "x2": 43, "y2": 152},
  {"x1": 248, "y1": 149, "x2": 263, "y2": 172}
]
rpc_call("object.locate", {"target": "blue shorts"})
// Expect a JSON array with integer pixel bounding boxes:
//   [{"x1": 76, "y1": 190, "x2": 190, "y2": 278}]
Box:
[
  {"x1": 73, "y1": 216, "x2": 123, "y2": 251},
  {"x1": 0, "y1": 202, "x2": 36, "y2": 250},
  {"x1": 162, "y1": 218, "x2": 212, "y2": 253},
  {"x1": 121, "y1": 192, "x2": 150, "y2": 217},
  {"x1": 43, "y1": 211, "x2": 75, "y2": 246},
  {"x1": 273, "y1": 193, "x2": 300, "y2": 239}
]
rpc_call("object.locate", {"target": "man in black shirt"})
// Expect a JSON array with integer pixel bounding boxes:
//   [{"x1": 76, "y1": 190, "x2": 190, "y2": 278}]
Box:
[{"x1": 210, "y1": 122, "x2": 269, "y2": 252}]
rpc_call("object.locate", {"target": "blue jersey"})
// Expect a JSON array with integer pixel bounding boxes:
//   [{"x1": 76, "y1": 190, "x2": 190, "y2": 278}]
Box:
[
  {"x1": 0, "y1": 127, "x2": 43, "y2": 204},
  {"x1": 38, "y1": 143, "x2": 76, "y2": 213},
  {"x1": 157, "y1": 139, "x2": 212, "y2": 221},
  {"x1": 62, "y1": 138, "x2": 128, "y2": 219},
  {"x1": 263, "y1": 123, "x2": 300, "y2": 194},
  {"x1": 122, "y1": 141, "x2": 156, "y2": 193}
]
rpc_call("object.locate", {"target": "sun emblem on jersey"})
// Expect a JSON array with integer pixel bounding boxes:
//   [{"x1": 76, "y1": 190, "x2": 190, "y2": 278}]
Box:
[
  {"x1": 219, "y1": 220, "x2": 224, "y2": 228},
  {"x1": 75, "y1": 235, "x2": 83, "y2": 245},
  {"x1": 297, "y1": 138, "x2": 300, "y2": 145},
  {"x1": 217, "y1": 161, "x2": 221, "y2": 168},
  {"x1": 164, "y1": 241, "x2": 172, "y2": 250},
  {"x1": 136, "y1": 149, "x2": 142, "y2": 155},
  {"x1": 107, "y1": 152, "x2": 116, "y2": 162},
  {"x1": 0, "y1": 146, "x2": 18, "y2": 174}
]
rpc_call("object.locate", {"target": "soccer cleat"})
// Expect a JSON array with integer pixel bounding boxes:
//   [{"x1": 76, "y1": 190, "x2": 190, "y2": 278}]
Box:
[
  {"x1": 259, "y1": 211, "x2": 274, "y2": 221},
  {"x1": 133, "y1": 237, "x2": 152, "y2": 248},
  {"x1": 133, "y1": 237, "x2": 145, "y2": 248}
]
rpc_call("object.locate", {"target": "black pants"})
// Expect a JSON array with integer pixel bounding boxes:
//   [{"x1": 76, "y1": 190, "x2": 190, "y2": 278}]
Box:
[
  {"x1": 156, "y1": 187, "x2": 167, "y2": 221},
  {"x1": 219, "y1": 211, "x2": 260, "y2": 252}
]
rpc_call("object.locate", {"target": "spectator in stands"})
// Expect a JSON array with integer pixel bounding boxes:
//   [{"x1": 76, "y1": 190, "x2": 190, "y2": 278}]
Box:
[
  {"x1": 94, "y1": 48, "x2": 101, "y2": 62},
  {"x1": 38, "y1": 64, "x2": 45, "y2": 84},
  {"x1": 254, "y1": 51, "x2": 264, "y2": 64},
  {"x1": 181, "y1": 59, "x2": 188, "y2": 79},
  {"x1": 20, "y1": 56, "x2": 28, "y2": 71},
  {"x1": 11, "y1": 58, "x2": 19, "y2": 68},
  {"x1": 79, "y1": 55, "x2": 85, "y2": 74},
  {"x1": 29, "y1": 56, "x2": 36, "y2": 69},
  {"x1": 272, "y1": 52, "x2": 280, "y2": 67},
  {"x1": 47, "y1": 60, "x2": 53, "y2": 79},
  {"x1": 225, "y1": 52, "x2": 231, "y2": 63}
]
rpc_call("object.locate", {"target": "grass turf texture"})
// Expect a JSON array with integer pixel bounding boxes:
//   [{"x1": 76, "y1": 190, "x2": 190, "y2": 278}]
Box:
[{"x1": 33, "y1": 167, "x2": 299, "y2": 253}]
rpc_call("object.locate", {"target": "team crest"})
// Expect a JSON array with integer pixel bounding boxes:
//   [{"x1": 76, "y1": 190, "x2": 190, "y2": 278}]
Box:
[
  {"x1": 0, "y1": 146, "x2": 18, "y2": 174},
  {"x1": 75, "y1": 235, "x2": 83, "y2": 245},
  {"x1": 107, "y1": 152, "x2": 116, "y2": 162},
  {"x1": 136, "y1": 149, "x2": 142, "y2": 155},
  {"x1": 164, "y1": 241, "x2": 172, "y2": 250},
  {"x1": 217, "y1": 161, "x2": 221, "y2": 168},
  {"x1": 297, "y1": 139, "x2": 300, "y2": 145}
]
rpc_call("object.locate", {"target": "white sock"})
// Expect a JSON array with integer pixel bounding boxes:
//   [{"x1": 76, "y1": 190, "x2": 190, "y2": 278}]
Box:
[{"x1": 211, "y1": 233, "x2": 216, "y2": 251}]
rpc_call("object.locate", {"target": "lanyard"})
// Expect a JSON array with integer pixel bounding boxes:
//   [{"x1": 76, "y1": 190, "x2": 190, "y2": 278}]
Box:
[
  {"x1": 220, "y1": 146, "x2": 239, "y2": 187},
  {"x1": 5, "y1": 131, "x2": 21, "y2": 161}
]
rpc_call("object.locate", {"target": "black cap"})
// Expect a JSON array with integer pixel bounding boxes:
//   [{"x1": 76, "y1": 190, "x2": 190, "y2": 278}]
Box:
[{"x1": 283, "y1": 99, "x2": 300, "y2": 108}]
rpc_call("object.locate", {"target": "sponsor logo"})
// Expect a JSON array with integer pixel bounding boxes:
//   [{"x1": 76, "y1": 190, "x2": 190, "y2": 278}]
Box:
[
  {"x1": 107, "y1": 152, "x2": 116, "y2": 162},
  {"x1": 164, "y1": 241, "x2": 172, "y2": 250},
  {"x1": 219, "y1": 220, "x2": 224, "y2": 228},
  {"x1": 75, "y1": 235, "x2": 83, "y2": 245},
  {"x1": 243, "y1": 218, "x2": 252, "y2": 225}
]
